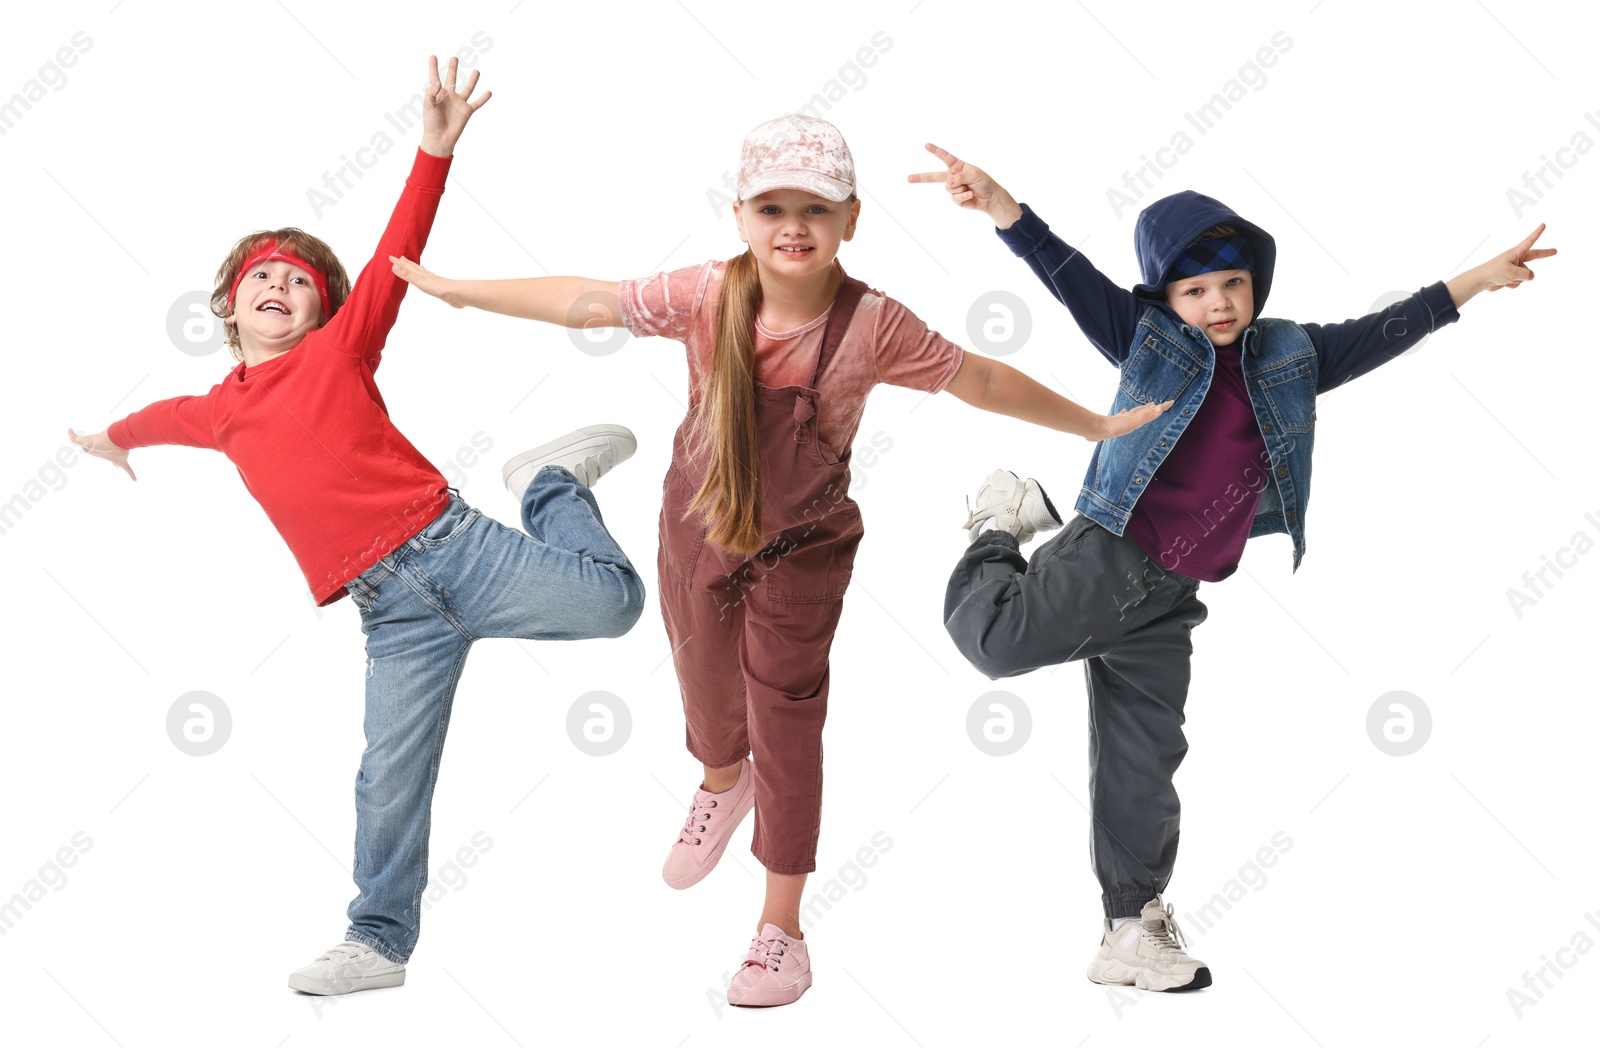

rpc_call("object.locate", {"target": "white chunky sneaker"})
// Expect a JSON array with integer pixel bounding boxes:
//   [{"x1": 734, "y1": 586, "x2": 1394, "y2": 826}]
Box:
[
  {"x1": 1086, "y1": 896, "x2": 1211, "y2": 992},
  {"x1": 502, "y1": 424, "x2": 637, "y2": 499},
  {"x1": 287, "y1": 940, "x2": 406, "y2": 995},
  {"x1": 961, "y1": 469, "x2": 1063, "y2": 544}
]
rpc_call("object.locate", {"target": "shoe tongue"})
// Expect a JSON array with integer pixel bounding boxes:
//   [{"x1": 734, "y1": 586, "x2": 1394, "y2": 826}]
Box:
[{"x1": 757, "y1": 923, "x2": 791, "y2": 942}]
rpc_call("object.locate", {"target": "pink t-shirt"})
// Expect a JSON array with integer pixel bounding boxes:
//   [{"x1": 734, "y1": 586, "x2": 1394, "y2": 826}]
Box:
[{"x1": 617, "y1": 260, "x2": 964, "y2": 452}]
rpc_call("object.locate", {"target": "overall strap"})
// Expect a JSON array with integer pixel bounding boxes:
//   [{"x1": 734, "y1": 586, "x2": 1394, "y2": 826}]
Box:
[{"x1": 810, "y1": 269, "x2": 869, "y2": 390}]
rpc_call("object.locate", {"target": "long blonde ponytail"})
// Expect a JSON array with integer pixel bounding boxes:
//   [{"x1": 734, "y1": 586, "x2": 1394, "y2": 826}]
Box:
[{"x1": 686, "y1": 250, "x2": 766, "y2": 557}]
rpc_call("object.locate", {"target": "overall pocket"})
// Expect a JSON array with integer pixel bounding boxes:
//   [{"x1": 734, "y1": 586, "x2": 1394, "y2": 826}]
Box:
[{"x1": 659, "y1": 465, "x2": 709, "y2": 587}]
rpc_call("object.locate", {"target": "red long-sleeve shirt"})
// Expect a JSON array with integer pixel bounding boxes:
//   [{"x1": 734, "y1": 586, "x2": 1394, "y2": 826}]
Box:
[{"x1": 109, "y1": 148, "x2": 454, "y2": 605}]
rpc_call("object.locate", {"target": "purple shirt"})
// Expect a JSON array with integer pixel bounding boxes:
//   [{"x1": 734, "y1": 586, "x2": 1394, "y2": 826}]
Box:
[{"x1": 1122, "y1": 339, "x2": 1271, "y2": 582}]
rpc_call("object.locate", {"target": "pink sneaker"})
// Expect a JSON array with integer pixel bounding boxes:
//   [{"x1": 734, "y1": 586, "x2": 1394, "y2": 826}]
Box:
[
  {"x1": 662, "y1": 758, "x2": 755, "y2": 889},
  {"x1": 727, "y1": 924, "x2": 812, "y2": 1007}
]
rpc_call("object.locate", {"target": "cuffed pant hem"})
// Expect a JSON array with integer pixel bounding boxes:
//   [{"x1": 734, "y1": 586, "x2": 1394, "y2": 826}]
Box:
[
  {"x1": 1103, "y1": 894, "x2": 1158, "y2": 919},
  {"x1": 755, "y1": 853, "x2": 817, "y2": 876},
  {"x1": 342, "y1": 931, "x2": 408, "y2": 966}
]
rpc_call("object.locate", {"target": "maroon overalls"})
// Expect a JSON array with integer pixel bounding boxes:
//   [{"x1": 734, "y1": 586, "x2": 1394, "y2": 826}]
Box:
[{"x1": 657, "y1": 272, "x2": 868, "y2": 875}]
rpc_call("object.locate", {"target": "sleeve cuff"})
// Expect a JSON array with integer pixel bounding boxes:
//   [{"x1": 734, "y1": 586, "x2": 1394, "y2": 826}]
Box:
[
  {"x1": 409, "y1": 147, "x2": 454, "y2": 190},
  {"x1": 1419, "y1": 280, "x2": 1460, "y2": 326},
  {"x1": 994, "y1": 202, "x2": 1051, "y2": 256},
  {"x1": 107, "y1": 419, "x2": 135, "y2": 449}
]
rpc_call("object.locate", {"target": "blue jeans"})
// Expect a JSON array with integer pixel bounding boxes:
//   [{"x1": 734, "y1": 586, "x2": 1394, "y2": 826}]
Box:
[{"x1": 340, "y1": 467, "x2": 645, "y2": 963}]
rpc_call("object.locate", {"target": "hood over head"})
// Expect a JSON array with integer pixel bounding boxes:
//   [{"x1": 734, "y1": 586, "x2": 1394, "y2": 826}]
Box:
[{"x1": 1132, "y1": 190, "x2": 1277, "y2": 320}]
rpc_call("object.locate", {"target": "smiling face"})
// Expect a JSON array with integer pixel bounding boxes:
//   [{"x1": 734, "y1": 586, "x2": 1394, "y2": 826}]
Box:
[
  {"x1": 226, "y1": 259, "x2": 325, "y2": 361},
  {"x1": 1164, "y1": 269, "x2": 1255, "y2": 347},
  {"x1": 733, "y1": 188, "x2": 859, "y2": 283}
]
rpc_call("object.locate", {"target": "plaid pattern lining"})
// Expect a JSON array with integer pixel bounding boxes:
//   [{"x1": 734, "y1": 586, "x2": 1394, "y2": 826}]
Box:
[{"x1": 1171, "y1": 234, "x2": 1255, "y2": 279}]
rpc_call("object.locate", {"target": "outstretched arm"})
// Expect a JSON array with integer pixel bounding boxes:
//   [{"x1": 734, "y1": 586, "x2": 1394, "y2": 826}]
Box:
[
  {"x1": 388, "y1": 259, "x2": 622, "y2": 328},
  {"x1": 910, "y1": 143, "x2": 1140, "y2": 363},
  {"x1": 319, "y1": 56, "x2": 491, "y2": 366},
  {"x1": 943, "y1": 353, "x2": 1171, "y2": 442},
  {"x1": 1312, "y1": 224, "x2": 1557, "y2": 392}
]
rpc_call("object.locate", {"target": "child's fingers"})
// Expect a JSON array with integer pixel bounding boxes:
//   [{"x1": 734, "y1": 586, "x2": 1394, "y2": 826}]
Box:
[
  {"x1": 443, "y1": 55, "x2": 459, "y2": 90},
  {"x1": 924, "y1": 142, "x2": 959, "y2": 167},
  {"x1": 468, "y1": 88, "x2": 492, "y2": 112},
  {"x1": 907, "y1": 170, "x2": 951, "y2": 183},
  {"x1": 459, "y1": 68, "x2": 481, "y2": 98},
  {"x1": 427, "y1": 54, "x2": 440, "y2": 90}
]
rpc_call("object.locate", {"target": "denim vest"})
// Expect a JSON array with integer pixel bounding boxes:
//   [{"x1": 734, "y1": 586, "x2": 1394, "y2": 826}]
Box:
[{"x1": 1077, "y1": 305, "x2": 1317, "y2": 572}]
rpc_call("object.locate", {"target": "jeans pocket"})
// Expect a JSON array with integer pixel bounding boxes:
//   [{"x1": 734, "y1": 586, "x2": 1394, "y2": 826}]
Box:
[{"x1": 414, "y1": 502, "x2": 481, "y2": 550}]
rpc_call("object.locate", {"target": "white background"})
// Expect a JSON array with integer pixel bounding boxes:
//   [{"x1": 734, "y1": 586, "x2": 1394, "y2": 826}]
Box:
[{"x1": 1, "y1": 1, "x2": 1594, "y2": 1045}]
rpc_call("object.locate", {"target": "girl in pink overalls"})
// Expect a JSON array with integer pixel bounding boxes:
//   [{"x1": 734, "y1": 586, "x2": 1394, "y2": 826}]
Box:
[{"x1": 391, "y1": 114, "x2": 1170, "y2": 1006}]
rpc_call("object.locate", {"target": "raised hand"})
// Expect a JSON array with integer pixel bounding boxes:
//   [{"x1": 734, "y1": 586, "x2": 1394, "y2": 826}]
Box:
[
  {"x1": 419, "y1": 55, "x2": 491, "y2": 157},
  {"x1": 1484, "y1": 223, "x2": 1557, "y2": 291},
  {"x1": 908, "y1": 143, "x2": 1023, "y2": 227},
  {"x1": 1446, "y1": 223, "x2": 1558, "y2": 307},
  {"x1": 67, "y1": 427, "x2": 136, "y2": 481}
]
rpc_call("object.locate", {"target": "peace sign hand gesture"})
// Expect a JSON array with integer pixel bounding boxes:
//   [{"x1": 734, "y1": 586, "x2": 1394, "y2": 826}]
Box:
[
  {"x1": 1483, "y1": 223, "x2": 1557, "y2": 291},
  {"x1": 907, "y1": 143, "x2": 1025, "y2": 229},
  {"x1": 1447, "y1": 223, "x2": 1558, "y2": 307}
]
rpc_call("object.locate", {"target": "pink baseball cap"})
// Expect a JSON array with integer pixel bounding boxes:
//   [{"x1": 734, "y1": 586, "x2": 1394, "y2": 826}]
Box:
[{"x1": 735, "y1": 114, "x2": 856, "y2": 203}]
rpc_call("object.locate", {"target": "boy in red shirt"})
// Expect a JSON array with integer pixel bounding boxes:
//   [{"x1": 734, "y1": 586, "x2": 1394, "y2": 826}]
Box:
[{"x1": 68, "y1": 57, "x2": 645, "y2": 995}]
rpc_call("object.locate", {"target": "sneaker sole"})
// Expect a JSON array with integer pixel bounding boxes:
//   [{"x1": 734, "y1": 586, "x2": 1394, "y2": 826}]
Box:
[
  {"x1": 727, "y1": 970, "x2": 813, "y2": 1007},
  {"x1": 1086, "y1": 958, "x2": 1211, "y2": 992},
  {"x1": 663, "y1": 783, "x2": 757, "y2": 890},
  {"x1": 287, "y1": 968, "x2": 406, "y2": 995}
]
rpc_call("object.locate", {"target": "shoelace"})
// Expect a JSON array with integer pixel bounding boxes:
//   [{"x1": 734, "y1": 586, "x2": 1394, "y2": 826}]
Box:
[
  {"x1": 1144, "y1": 900, "x2": 1189, "y2": 953},
  {"x1": 742, "y1": 933, "x2": 790, "y2": 973},
  {"x1": 675, "y1": 794, "x2": 722, "y2": 847}
]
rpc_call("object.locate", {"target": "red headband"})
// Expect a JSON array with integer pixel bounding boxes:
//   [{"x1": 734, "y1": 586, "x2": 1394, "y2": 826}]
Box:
[{"x1": 227, "y1": 240, "x2": 333, "y2": 319}]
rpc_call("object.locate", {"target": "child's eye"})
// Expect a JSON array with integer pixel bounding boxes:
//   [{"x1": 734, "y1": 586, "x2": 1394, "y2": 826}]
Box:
[
  {"x1": 1226, "y1": 276, "x2": 1243, "y2": 286},
  {"x1": 292, "y1": 276, "x2": 309, "y2": 285},
  {"x1": 808, "y1": 205, "x2": 828, "y2": 214},
  {"x1": 760, "y1": 205, "x2": 780, "y2": 215}
]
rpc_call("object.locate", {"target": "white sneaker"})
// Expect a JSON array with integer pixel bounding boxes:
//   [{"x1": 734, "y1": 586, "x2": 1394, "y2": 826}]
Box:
[
  {"x1": 1086, "y1": 897, "x2": 1211, "y2": 992},
  {"x1": 501, "y1": 424, "x2": 637, "y2": 499},
  {"x1": 287, "y1": 940, "x2": 406, "y2": 995},
  {"x1": 961, "y1": 469, "x2": 1062, "y2": 544}
]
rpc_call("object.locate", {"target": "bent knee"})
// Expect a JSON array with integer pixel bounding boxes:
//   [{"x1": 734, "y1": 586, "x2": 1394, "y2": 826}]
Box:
[{"x1": 595, "y1": 574, "x2": 646, "y2": 638}]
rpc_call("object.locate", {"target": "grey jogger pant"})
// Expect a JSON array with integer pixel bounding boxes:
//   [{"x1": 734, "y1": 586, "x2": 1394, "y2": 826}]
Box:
[{"x1": 943, "y1": 513, "x2": 1208, "y2": 918}]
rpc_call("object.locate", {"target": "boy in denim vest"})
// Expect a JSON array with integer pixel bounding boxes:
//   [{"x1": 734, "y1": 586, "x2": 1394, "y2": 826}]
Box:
[{"x1": 914, "y1": 143, "x2": 1555, "y2": 991}]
